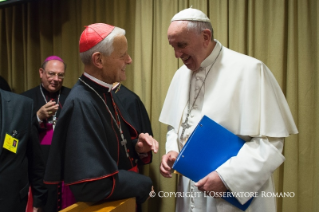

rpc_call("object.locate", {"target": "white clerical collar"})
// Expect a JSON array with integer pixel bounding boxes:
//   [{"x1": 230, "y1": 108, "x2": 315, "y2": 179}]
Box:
[
  {"x1": 83, "y1": 72, "x2": 113, "y2": 92},
  {"x1": 200, "y1": 39, "x2": 223, "y2": 69},
  {"x1": 112, "y1": 82, "x2": 120, "y2": 90}
]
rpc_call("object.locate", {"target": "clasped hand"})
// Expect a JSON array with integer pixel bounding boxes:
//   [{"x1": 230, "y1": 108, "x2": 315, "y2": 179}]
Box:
[{"x1": 37, "y1": 100, "x2": 59, "y2": 121}]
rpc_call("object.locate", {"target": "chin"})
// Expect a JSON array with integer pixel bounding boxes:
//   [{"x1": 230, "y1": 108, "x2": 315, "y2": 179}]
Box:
[
  {"x1": 185, "y1": 65, "x2": 196, "y2": 71},
  {"x1": 119, "y1": 75, "x2": 126, "y2": 82},
  {"x1": 49, "y1": 87, "x2": 59, "y2": 93}
]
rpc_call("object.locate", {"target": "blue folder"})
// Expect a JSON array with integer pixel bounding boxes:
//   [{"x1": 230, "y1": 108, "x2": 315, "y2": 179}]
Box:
[{"x1": 172, "y1": 115, "x2": 253, "y2": 211}]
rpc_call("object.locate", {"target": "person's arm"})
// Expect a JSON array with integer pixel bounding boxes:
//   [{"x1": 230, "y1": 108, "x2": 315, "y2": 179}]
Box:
[
  {"x1": 69, "y1": 169, "x2": 152, "y2": 204},
  {"x1": 215, "y1": 136, "x2": 285, "y2": 204},
  {"x1": 27, "y1": 112, "x2": 48, "y2": 208}
]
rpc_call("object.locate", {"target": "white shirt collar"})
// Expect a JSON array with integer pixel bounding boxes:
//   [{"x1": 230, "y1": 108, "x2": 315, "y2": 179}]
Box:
[
  {"x1": 200, "y1": 39, "x2": 222, "y2": 69},
  {"x1": 83, "y1": 72, "x2": 113, "y2": 92}
]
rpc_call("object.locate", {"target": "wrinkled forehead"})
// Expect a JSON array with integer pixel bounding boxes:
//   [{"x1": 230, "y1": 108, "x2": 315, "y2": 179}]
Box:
[
  {"x1": 44, "y1": 60, "x2": 66, "y2": 72},
  {"x1": 167, "y1": 21, "x2": 199, "y2": 46}
]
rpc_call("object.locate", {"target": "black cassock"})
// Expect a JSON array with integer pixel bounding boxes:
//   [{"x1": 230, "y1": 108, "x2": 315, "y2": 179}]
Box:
[
  {"x1": 44, "y1": 75, "x2": 153, "y2": 208},
  {"x1": 22, "y1": 85, "x2": 71, "y2": 211}
]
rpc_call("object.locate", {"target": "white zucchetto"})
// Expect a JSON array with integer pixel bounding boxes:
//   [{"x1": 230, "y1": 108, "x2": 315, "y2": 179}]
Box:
[{"x1": 171, "y1": 8, "x2": 210, "y2": 23}]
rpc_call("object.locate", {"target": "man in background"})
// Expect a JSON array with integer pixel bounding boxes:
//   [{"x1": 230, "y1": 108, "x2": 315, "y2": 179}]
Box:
[
  {"x1": 22, "y1": 56, "x2": 72, "y2": 211},
  {"x1": 0, "y1": 89, "x2": 47, "y2": 211},
  {"x1": 159, "y1": 8, "x2": 298, "y2": 212}
]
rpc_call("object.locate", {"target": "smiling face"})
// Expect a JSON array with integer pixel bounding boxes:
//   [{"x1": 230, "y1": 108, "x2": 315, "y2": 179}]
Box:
[
  {"x1": 101, "y1": 35, "x2": 132, "y2": 84},
  {"x1": 39, "y1": 60, "x2": 65, "y2": 93},
  {"x1": 168, "y1": 21, "x2": 211, "y2": 71}
]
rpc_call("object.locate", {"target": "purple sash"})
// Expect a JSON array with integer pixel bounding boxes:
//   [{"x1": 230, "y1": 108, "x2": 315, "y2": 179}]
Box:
[{"x1": 39, "y1": 123, "x2": 54, "y2": 145}]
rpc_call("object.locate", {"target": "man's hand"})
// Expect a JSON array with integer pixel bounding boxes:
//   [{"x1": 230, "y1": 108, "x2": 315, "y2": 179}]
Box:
[
  {"x1": 160, "y1": 151, "x2": 178, "y2": 178},
  {"x1": 195, "y1": 171, "x2": 227, "y2": 194},
  {"x1": 37, "y1": 100, "x2": 59, "y2": 121},
  {"x1": 135, "y1": 133, "x2": 159, "y2": 154}
]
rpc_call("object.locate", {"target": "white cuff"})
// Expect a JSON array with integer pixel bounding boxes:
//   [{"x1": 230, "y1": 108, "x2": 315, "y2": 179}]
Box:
[{"x1": 165, "y1": 125, "x2": 179, "y2": 154}]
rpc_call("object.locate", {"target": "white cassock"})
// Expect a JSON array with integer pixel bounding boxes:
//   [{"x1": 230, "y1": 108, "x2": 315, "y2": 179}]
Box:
[{"x1": 159, "y1": 40, "x2": 298, "y2": 212}]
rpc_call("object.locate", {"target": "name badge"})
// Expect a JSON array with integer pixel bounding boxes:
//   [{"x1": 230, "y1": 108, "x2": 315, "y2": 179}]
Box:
[{"x1": 3, "y1": 133, "x2": 19, "y2": 153}]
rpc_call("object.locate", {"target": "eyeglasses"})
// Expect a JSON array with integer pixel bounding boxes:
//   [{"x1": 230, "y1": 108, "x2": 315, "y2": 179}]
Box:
[{"x1": 44, "y1": 71, "x2": 65, "y2": 79}]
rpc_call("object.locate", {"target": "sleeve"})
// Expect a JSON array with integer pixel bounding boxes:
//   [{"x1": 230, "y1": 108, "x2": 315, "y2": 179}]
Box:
[
  {"x1": 69, "y1": 169, "x2": 152, "y2": 204},
  {"x1": 27, "y1": 109, "x2": 48, "y2": 207},
  {"x1": 216, "y1": 136, "x2": 285, "y2": 204},
  {"x1": 165, "y1": 125, "x2": 180, "y2": 154}
]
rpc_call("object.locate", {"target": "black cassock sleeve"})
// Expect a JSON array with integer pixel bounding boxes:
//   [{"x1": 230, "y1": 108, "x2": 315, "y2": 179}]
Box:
[
  {"x1": 27, "y1": 109, "x2": 48, "y2": 207},
  {"x1": 69, "y1": 169, "x2": 152, "y2": 204}
]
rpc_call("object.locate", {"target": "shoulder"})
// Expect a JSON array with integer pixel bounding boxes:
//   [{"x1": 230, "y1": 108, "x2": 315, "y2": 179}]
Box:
[
  {"x1": 117, "y1": 85, "x2": 141, "y2": 101},
  {"x1": 63, "y1": 82, "x2": 92, "y2": 106},
  {"x1": 222, "y1": 47, "x2": 263, "y2": 67},
  {"x1": 2, "y1": 90, "x2": 33, "y2": 107},
  {"x1": 21, "y1": 86, "x2": 40, "y2": 97},
  {"x1": 218, "y1": 47, "x2": 270, "y2": 79}
]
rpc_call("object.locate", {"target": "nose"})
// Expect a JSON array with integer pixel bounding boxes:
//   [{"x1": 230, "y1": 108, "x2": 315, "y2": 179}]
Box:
[
  {"x1": 52, "y1": 74, "x2": 59, "y2": 80},
  {"x1": 126, "y1": 55, "x2": 132, "y2": 64},
  {"x1": 174, "y1": 49, "x2": 182, "y2": 58}
]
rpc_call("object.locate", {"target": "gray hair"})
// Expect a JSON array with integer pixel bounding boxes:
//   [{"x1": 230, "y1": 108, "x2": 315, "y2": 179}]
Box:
[
  {"x1": 80, "y1": 27, "x2": 126, "y2": 65},
  {"x1": 187, "y1": 21, "x2": 214, "y2": 41}
]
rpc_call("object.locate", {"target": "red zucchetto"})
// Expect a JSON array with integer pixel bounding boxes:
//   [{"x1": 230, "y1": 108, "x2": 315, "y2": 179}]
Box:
[{"x1": 79, "y1": 23, "x2": 115, "y2": 53}]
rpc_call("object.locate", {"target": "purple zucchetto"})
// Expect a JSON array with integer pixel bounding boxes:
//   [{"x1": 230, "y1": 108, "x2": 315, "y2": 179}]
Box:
[{"x1": 43, "y1": 56, "x2": 64, "y2": 63}]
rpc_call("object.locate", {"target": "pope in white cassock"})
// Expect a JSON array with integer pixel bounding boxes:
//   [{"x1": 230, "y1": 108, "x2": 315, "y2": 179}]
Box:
[{"x1": 159, "y1": 8, "x2": 298, "y2": 212}]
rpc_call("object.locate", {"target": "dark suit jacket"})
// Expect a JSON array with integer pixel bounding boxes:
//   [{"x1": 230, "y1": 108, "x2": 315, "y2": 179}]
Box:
[{"x1": 0, "y1": 89, "x2": 47, "y2": 211}]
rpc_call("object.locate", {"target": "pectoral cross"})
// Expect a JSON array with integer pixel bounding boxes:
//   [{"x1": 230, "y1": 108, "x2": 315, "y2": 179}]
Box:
[
  {"x1": 121, "y1": 134, "x2": 129, "y2": 157},
  {"x1": 52, "y1": 116, "x2": 57, "y2": 130},
  {"x1": 180, "y1": 115, "x2": 191, "y2": 140}
]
